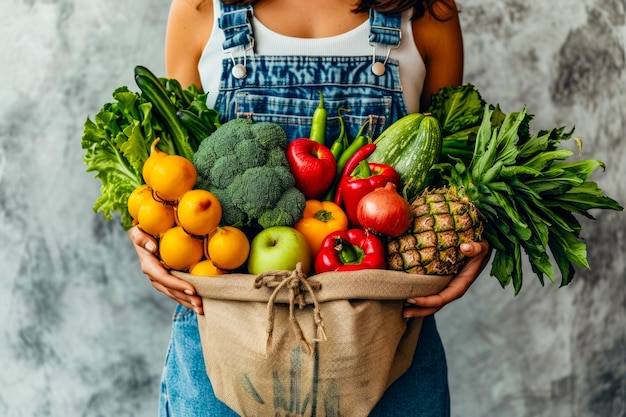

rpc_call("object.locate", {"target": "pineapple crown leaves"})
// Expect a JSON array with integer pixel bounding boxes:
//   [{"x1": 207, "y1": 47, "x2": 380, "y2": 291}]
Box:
[{"x1": 433, "y1": 104, "x2": 624, "y2": 295}]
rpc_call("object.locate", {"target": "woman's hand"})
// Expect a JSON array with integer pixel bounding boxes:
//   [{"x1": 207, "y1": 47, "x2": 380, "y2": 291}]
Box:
[
  {"x1": 403, "y1": 241, "x2": 491, "y2": 318},
  {"x1": 128, "y1": 226, "x2": 204, "y2": 314}
]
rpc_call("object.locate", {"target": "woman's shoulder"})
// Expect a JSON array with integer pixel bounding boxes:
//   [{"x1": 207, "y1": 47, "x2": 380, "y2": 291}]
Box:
[
  {"x1": 165, "y1": 0, "x2": 215, "y2": 86},
  {"x1": 180, "y1": 0, "x2": 213, "y2": 10},
  {"x1": 411, "y1": 0, "x2": 460, "y2": 28},
  {"x1": 167, "y1": 0, "x2": 214, "y2": 48},
  {"x1": 411, "y1": 0, "x2": 462, "y2": 51},
  {"x1": 169, "y1": 0, "x2": 214, "y2": 21}
]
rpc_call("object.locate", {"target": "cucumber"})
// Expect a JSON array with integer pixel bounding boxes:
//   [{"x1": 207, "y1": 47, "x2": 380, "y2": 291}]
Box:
[
  {"x1": 134, "y1": 66, "x2": 170, "y2": 100},
  {"x1": 165, "y1": 78, "x2": 191, "y2": 109},
  {"x1": 368, "y1": 113, "x2": 442, "y2": 201},
  {"x1": 177, "y1": 109, "x2": 215, "y2": 147}
]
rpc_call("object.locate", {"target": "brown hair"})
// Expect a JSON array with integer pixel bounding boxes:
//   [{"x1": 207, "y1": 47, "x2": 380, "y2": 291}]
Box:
[
  {"x1": 219, "y1": 0, "x2": 458, "y2": 21},
  {"x1": 354, "y1": 0, "x2": 457, "y2": 20}
]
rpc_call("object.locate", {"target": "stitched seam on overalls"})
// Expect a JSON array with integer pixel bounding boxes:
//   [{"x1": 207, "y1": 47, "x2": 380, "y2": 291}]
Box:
[
  {"x1": 218, "y1": 4, "x2": 253, "y2": 50},
  {"x1": 172, "y1": 306, "x2": 195, "y2": 322},
  {"x1": 368, "y1": 10, "x2": 402, "y2": 46}
]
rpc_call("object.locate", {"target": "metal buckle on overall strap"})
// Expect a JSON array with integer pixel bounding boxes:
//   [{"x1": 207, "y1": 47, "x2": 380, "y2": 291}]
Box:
[
  {"x1": 368, "y1": 10, "x2": 402, "y2": 76},
  {"x1": 218, "y1": 4, "x2": 255, "y2": 79},
  {"x1": 228, "y1": 38, "x2": 254, "y2": 79}
]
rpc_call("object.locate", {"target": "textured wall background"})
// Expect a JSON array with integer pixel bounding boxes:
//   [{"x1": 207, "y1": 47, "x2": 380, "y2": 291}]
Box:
[{"x1": 0, "y1": 0, "x2": 624, "y2": 416}]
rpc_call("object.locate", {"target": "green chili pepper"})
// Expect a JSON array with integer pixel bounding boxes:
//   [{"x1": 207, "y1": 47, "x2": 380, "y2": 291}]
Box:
[
  {"x1": 320, "y1": 119, "x2": 371, "y2": 202},
  {"x1": 328, "y1": 108, "x2": 349, "y2": 160},
  {"x1": 335, "y1": 119, "x2": 371, "y2": 173},
  {"x1": 309, "y1": 91, "x2": 327, "y2": 144}
]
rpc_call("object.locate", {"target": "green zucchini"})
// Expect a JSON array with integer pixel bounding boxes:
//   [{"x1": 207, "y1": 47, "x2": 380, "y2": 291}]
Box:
[
  {"x1": 135, "y1": 74, "x2": 195, "y2": 160},
  {"x1": 368, "y1": 113, "x2": 442, "y2": 201}
]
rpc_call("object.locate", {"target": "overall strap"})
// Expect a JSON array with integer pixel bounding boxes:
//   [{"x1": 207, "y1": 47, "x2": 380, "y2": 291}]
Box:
[
  {"x1": 219, "y1": 4, "x2": 401, "y2": 50},
  {"x1": 218, "y1": 3, "x2": 254, "y2": 50},
  {"x1": 368, "y1": 10, "x2": 402, "y2": 47}
]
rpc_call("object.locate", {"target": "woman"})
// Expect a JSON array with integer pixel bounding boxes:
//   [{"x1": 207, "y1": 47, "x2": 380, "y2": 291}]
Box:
[{"x1": 129, "y1": 0, "x2": 491, "y2": 414}]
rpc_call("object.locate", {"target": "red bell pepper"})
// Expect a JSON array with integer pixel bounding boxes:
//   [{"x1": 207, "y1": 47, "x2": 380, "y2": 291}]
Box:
[
  {"x1": 335, "y1": 159, "x2": 401, "y2": 227},
  {"x1": 314, "y1": 229, "x2": 386, "y2": 274}
]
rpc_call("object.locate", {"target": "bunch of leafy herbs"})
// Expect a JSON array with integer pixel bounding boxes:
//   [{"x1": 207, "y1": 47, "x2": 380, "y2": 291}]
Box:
[{"x1": 428, "y1": 84, "x2": 623, "y2": 293}]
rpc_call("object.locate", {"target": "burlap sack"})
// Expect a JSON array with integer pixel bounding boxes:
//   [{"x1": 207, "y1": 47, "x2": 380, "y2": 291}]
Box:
[{"x1": 173, "y1": 265, "x2": 451, "y2": 417}]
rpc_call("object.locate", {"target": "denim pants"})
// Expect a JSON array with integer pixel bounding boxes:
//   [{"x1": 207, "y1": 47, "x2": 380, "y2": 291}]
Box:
[{"x1": 159, "y1": 4, "x2": 450, "y2": 416}]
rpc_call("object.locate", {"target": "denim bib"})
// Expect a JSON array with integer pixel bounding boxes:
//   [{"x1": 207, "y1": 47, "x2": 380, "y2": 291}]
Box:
[
  {"x1": 159, "y1": 5, "x2": 450, "y2": 416},
  {"x1": 215, "y1": 3, "x2": 408, "y2": 146}
]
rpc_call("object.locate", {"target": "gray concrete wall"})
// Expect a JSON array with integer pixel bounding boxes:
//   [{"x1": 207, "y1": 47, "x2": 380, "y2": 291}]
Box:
[{"x1": 0, "y1": 0, "x2": 624, "y2": 416}]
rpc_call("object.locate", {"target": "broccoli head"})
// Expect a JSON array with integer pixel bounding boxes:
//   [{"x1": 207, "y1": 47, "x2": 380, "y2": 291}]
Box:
[
  {"x1": 234, "y1": 139, "x2": 267, "y2": 167},
  {"x1": 258, "y1": 186, "x2": 307, "y2": 229},
  {"x1": 203, "y1": 118, "x2": 253, "y2": 152},
  {"x1": 210, "y1": 186, "x2": 246, "y2": 226},
  {"x1": 250, "y1": 121, "x2": 288, "y2": 151},
  {"x1": 209, "y1": 154, "x2": 247, "y2": 189},
  {"x1": 229, "y1": 166, "x2": 304, "y2": 227},
  {"x1": 191, "y1": 118, "x2": 305, "y2": 228},
  {"x1": 266, "y1": 147, "x2": 290, "y2": 168}
]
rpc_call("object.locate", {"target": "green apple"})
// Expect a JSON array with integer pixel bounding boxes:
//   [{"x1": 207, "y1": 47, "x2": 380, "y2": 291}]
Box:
[{"x1": 247, "y1": 226, "x2": 313, "y2": 275}]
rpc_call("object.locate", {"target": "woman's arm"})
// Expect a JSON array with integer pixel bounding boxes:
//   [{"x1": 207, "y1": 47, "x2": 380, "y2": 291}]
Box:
[
  {"x1": 128, "y1": 0, "x2": 214, "y2": 315},
  {"x1": 412, "y1": 0, "x2": 464, "y2": 110},
  {"x1": 403, "y1": 0, "x2": 490, "y2": 318},
  {"x1": 165, "y1": 0, "x2": 214, "y2": 87}
]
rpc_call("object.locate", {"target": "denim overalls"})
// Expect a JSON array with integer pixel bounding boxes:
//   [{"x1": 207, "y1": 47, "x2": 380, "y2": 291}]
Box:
[{"x1": 159, "y1": 4, "x2": 450, "y2": 416}]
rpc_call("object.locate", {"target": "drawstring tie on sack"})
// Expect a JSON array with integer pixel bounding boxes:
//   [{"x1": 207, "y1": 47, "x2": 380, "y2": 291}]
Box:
[{"x1": 254, "y1": 262, "x2": 327, "y2": 355}]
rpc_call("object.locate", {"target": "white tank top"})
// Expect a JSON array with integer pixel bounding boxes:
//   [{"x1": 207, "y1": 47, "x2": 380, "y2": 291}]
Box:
[{"x1": 198, "y1": 2, "x2": 426, "y2": 113}]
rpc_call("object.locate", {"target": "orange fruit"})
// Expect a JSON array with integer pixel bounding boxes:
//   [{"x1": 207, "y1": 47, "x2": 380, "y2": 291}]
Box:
[
  {"x1": 189, "y1": 259, "x2": 227, "y2": 277},
  {"x1": 127, "y1": 184, "x2": 153, "y2": 220},
  {"x1": 142, "y1": 138, "x2": 168, "y2": 187},
  {"x1": 137, "y1": 195, "x2": 176, "y2": 237},
  {"x1": 159, "y1": 226, "x2": 204, "y2": 271},
  {"x1": 176, "y1": 189, "x2": 222, "y2": 236},
  {"x1": 150, "y1": 155, "x2": 197, "y2": 202},
  {"x1": 206, "y1": 226, "x2": 250, "y2": 270}
]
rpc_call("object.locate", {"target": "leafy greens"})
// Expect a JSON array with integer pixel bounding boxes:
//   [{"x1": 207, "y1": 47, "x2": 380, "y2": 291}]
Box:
[{"x1": 81, "y1": 70, "x2": 213, "y2": 230}]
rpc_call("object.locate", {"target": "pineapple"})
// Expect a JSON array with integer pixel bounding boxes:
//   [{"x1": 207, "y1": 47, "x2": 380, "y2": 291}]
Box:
[
  {"x1": 387, "y1": 187, "x2": 483, "y2": 276},
  {"x1": 386, "y1": 104, "x2": 623, "y2": 294}
]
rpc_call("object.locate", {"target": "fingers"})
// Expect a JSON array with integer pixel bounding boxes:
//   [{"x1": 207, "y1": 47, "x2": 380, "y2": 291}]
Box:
[
  {"x1": 403, "y1": 274, "x2": 472, "y2": 318},
  {"x1": 144, "y1": 254, "x2": 205, "y2": 315},
  {"x1": 128, "y1": 225, "x2": 157, "y2": 253},
  {"x1": 403, "y1": 305, "x2": 440, "y2": 318},
  {"x1": 128, "y1": 226, "x2": 204, "y2": 314},
  {"x1": 460, "y1": 241, "x2": 485, "y2": 257},
  {"x1": 403, "y1": 240, "x2": 491, "y2": 318},
  {"x1": 151, "y1": 280, "x2": 204, "y2": 315}
]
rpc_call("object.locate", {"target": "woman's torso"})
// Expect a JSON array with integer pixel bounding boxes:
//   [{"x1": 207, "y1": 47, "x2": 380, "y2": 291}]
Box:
[
  {"x1": 197, "y1": 0, "x2": 426, "y2": 143},
  {"x1": 161, "y1": 3, "x2": 450, "y2": 416}
]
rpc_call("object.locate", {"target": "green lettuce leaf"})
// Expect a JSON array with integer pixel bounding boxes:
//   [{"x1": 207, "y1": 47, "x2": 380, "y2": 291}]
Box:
[
  {"x1": 81, "y1": 87, "x2": 154, "y2": 230},
  {"x1": 427, "y1": 83, "x2": 486, "y2": 135}
]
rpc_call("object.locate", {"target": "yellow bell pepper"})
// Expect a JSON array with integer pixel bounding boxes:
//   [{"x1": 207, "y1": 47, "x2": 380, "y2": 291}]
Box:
[{"x1": 294, "y1": 200, "x2": 348, "y2": 257}]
